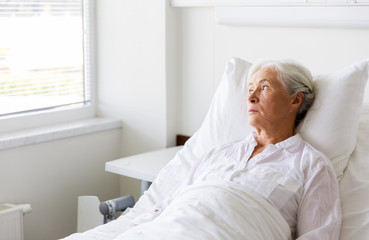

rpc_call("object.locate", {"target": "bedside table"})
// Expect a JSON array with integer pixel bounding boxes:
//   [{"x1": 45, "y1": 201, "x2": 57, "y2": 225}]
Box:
[{"x1": 105, "y1": 146, "x2": 183, "y2": 195}]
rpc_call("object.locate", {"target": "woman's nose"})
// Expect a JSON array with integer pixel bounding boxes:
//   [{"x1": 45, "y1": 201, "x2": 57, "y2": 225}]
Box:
[{"x1": 248, "y1": 91, "x2": 259, "y2": 103}]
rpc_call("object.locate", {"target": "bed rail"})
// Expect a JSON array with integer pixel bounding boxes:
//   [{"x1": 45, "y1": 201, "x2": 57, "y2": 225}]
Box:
[{"x1": 99, "y1": 195, "x2": 135, "y2": 223}]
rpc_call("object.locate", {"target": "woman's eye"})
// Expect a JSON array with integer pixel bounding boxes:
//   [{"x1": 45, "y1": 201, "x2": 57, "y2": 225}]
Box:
[
  {"x1": 249, "y1": 88, "x2": 254, "y2": 93},
  {"x1": 261, "y1": 85, "x2": 269, "y2": 90}
]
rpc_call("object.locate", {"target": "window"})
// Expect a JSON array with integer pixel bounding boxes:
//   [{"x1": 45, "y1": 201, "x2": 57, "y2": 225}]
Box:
[{"x1": 0, "y1": 0, "x2": 92, "y2": 118}]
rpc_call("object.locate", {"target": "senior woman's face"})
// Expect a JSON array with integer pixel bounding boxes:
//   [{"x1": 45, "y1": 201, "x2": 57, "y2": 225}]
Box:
[{"x1": 247, "y1": 67, "x2": 296, "y2": 131}]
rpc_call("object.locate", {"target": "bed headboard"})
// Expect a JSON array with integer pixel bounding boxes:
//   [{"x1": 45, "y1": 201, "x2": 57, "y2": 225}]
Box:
[{"x1": 176, "y1": 134, "x2": 191, "y2": 146}]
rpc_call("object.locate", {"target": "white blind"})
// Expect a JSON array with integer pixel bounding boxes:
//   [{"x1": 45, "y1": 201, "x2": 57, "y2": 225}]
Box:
[{"x1": 0, "y1": 0, "x2": 90, "y2": 117}]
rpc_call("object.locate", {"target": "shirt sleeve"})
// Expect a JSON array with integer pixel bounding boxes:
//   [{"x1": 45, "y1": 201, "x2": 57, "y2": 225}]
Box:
[{"x1": 296, "y1": 160, "x2": 342, "y2": 240}]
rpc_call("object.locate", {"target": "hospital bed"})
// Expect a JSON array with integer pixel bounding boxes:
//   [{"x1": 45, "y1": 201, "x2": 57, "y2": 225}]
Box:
[{"x1": 64, "y1": 57, "x2": 369, "y2": 240}]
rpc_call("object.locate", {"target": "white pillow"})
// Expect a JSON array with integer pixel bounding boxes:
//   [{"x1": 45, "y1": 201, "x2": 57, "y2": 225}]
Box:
[
  {"x1": 186, "y1": 57, "x2": 253, "y2": 158},
  {"x1": 187, "y1": 57, "x2": 369, "y2": 180},
  {"x1": 298, "y1": 59, "x2": 369, "y2": 180}
]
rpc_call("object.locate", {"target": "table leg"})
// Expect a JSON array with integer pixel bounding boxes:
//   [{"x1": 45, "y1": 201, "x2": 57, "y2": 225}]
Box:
[{"x1": 140, "y1": 180, "x2": 152, "y2": 195}]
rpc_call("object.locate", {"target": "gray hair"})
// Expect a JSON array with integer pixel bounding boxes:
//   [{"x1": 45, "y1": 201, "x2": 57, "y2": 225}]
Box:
[{"x1": 247, "y1": 59, "x2": 315, "y2": 127}]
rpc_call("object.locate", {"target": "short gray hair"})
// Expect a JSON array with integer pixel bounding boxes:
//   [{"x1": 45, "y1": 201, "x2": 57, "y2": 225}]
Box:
[{"x1": 247, "y1": 59, "x2": 315, "y2": 127}]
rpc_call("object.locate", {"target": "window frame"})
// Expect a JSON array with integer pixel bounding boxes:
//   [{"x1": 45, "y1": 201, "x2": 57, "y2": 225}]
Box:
[{"x1": 0, "y1": 0, "x2": 96, "y2": 134}]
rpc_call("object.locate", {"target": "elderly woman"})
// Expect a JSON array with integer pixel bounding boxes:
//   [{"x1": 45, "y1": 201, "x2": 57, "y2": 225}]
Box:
[
  {"x1": 64, "y1": 59, "x2": 341, "y2": 240},
  {"x1": 188, "y1": 59, "x2": 341, "y2": 239}
]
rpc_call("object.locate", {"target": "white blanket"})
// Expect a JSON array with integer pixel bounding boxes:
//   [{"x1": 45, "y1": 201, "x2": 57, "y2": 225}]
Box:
[{"x1": 66, "y1": 181, "x2": 291, "y2": 240}]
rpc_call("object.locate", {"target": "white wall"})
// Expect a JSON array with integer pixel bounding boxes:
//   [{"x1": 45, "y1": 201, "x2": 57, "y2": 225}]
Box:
[
  {"x1": 96, "y1": 0, "x2": 172, "y2": 154},
  {"x1": 177, "y1": 7, "x2": 369, "y2": 135},
  {"x1": 178, "y1": 7, "x2": 217, "y2": 136},
  {"x1": 0, "y1": 129, "x2": 121, "y2": 240},
  {"x1": 96, "y1": 0, "x2": 180, "y2": 199}
]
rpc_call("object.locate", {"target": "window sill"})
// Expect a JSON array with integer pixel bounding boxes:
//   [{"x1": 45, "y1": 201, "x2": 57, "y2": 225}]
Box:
[{"x1": 0, "y1": 118, "x2": 122, "y2": 151}]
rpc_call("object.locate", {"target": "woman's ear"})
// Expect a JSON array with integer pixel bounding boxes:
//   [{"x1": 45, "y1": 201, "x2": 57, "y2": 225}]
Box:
[{"x1": 291, "y1": 92, "x2": 304, "y2": 112}]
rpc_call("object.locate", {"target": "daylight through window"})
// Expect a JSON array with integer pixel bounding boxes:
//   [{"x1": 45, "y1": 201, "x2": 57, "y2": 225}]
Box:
[{"x1": 0, "y1": 0, "x2": 90, "y2": 117}]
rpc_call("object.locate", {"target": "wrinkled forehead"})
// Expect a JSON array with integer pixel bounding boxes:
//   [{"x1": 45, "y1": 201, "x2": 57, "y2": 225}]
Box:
[{"x1": 249, "y1": 66, "x2": 279, "y2": 86}]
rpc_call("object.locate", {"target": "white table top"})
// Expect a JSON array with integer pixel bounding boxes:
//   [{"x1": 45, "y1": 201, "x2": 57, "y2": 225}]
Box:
[{"x1": 105, "y1": 146, "x2": 183, "y2": 182}]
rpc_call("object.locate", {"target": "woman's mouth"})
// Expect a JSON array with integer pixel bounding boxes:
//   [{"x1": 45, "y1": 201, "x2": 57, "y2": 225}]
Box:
[{"x1": 248, "y1": 109, "x2": 258, "y2": 113}]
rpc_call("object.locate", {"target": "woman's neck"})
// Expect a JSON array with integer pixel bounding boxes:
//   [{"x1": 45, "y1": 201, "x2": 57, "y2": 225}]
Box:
[
  {"x1": 248, "y1": 128, "x2": 295, "y2": 161},
  {"x1": 254, "y1": 127, "x2": 295, "y2": 147}
]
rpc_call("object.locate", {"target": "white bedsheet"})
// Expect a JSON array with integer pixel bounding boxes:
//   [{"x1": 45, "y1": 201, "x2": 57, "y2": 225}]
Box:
[
  {"x1": 63, "y1": 106, "x2": 369, "y2": 240},
  {"x1": 64, "y1": 181, "x2": 291, "y2": 240}
]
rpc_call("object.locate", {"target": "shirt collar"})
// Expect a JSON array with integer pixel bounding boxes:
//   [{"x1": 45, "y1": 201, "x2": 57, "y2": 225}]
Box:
[{"x1": 249, "y1": 131, "x2": 302, "y2": 150}]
